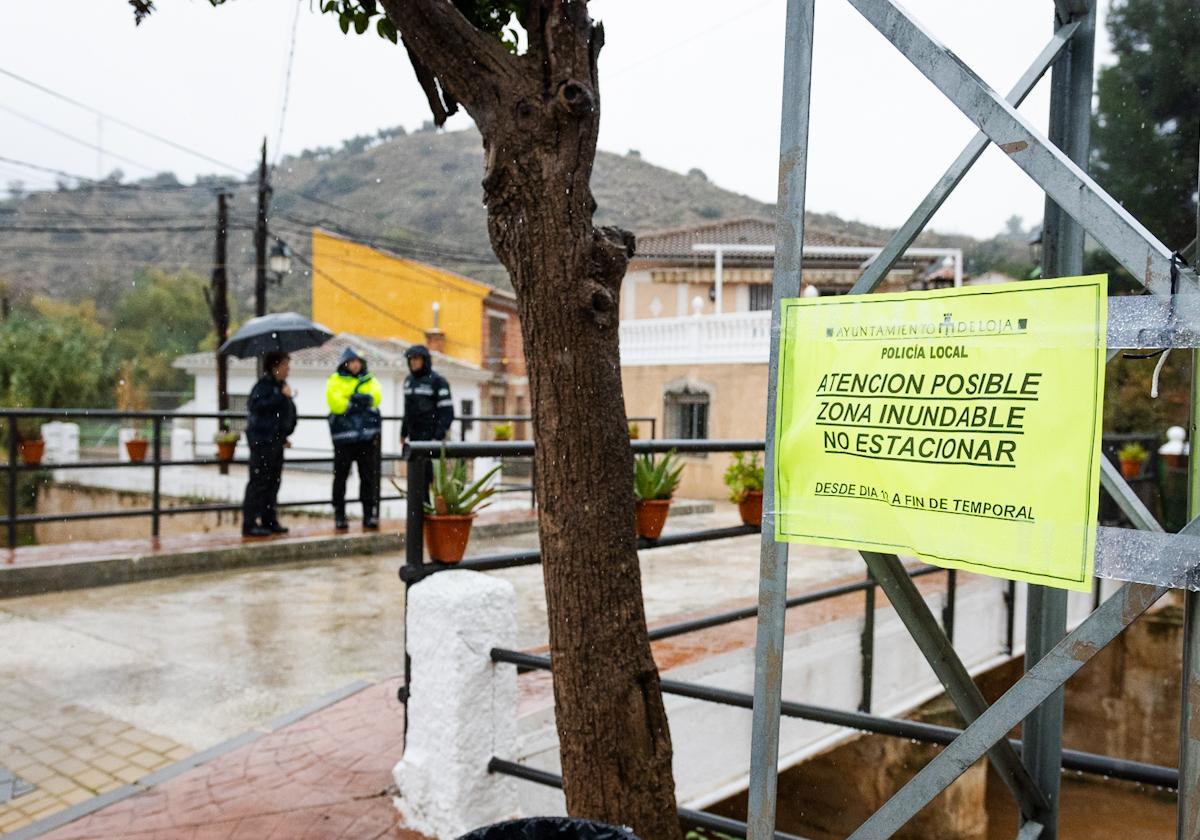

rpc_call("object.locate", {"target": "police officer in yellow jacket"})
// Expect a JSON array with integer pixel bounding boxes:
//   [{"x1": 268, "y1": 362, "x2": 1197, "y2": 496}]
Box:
[{"x1": 326, "y1": 347, "x2": 383, "y2": 530}]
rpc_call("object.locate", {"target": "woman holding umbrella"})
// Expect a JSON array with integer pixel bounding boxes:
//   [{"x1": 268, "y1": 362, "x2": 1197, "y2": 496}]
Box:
[{"x1": 242, "y1": 351, "x2": 296, "y2": 537}]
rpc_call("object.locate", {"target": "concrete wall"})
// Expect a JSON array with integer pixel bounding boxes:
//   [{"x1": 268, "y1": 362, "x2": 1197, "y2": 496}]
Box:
[
  {"x1": 511, "y1": 575, "x2": 1097, "y2": 816},
  {"x1": 621, "y1": 363, "x2": 767, "y2": 499}
]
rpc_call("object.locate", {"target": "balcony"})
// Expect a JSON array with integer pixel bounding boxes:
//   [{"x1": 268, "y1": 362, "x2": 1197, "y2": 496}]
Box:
[{"x1": 619, "y1": 311, "x2": 771, "y2": 366}]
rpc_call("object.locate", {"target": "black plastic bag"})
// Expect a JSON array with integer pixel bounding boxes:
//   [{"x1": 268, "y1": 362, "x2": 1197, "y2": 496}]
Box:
[{"x1": 457, "y1": 817, "x2": 642, "y2": 840}]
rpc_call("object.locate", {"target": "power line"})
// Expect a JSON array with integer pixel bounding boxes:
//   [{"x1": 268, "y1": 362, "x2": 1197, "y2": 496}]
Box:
[
  {"x1": 272, "y1": 1, "x2": 303, "y2": 172},
  {"x1": 0, "y1": 65, "x2": 247, "y2": 175},
  {"x1": 0, "y1": 104, "x2": 157, "y2": 174},
  {"x1": 0, "y1": 223, "x2": 230, "y2": 234},
  {"x1": 0, "y1": 155, "x2": 250, "y2": 193}
]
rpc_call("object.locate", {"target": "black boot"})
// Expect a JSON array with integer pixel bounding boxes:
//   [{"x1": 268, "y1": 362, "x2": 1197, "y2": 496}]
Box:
[
  {"x1": 334, "y1": 511, "x2": 349, "y2": 531},
  {"x1": 363, "y1": 511, "x2": 379, "y2": 530},
  {"x1": 242, "y1": 525, "x2": 271, "y2": 538},
  {"x1": 266, "y1": 521, "x2": 289, "y2": 535}
]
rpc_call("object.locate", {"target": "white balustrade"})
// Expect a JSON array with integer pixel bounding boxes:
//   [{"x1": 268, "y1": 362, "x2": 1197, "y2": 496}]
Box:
[{"x1": 619, "y1": 311, "x2": 772, "y2": 366}]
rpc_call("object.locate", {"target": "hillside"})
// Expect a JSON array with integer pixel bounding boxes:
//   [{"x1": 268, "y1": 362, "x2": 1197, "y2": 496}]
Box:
[{"x1": 0, "y1": 127, "x2": 1027, "y2": 316}]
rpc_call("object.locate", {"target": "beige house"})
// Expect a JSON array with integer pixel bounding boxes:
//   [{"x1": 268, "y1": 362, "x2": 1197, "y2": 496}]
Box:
[{"x1": 619, "y1": 217, "x2": 958, "y2": 499}]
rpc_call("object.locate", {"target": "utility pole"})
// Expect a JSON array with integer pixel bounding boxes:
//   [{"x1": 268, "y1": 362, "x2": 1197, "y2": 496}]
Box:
[
  {"x1": 213, "y1": 190, "x2": 231, "y2": 460},
  {"x1": 254, "y1": 137, "x2": 271, "y2": 319}
]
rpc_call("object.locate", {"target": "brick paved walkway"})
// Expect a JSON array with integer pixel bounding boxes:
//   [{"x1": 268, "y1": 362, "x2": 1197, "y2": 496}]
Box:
[
  {"x1": 32, "y1": 678, "x2": 419, "y2": 840},
  {"x1": 0, "y1": 680, "x2": 188, "y2": 834}
]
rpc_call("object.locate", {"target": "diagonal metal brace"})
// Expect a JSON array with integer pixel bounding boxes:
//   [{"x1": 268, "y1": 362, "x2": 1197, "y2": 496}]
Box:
[
  {"x1": 861, "y1": 551, "x2": 1049, "y2": 818},
  {"x1": 843, "y1": 0, "x2": 1198, "y2": 297},
  {"x1": 852, "y1": 20, "x2": 1079, "y2": 295},
  {"x1": 847, "y1": 580, "x2": 1167, "y2": 839}
]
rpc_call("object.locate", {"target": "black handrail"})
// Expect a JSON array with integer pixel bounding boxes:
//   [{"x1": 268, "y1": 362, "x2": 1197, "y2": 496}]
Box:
[
  {"x1": 0, "y1": 410, "x2": 655, "y2": 547},
  {"x1": 489, "y1": 649, "x2": 1178, "y2": 790}
]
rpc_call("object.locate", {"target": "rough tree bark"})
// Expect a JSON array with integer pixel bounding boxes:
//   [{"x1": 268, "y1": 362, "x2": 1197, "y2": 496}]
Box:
[{"x1": 381, "y1": 2, "x2": 680, "y2": 838}]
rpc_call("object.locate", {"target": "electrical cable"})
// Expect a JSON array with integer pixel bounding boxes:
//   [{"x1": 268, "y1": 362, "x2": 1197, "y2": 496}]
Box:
[
  {"x1": 271, "y1": 0, "x2": 303, "y2": 172},
  {"x1": 0, "y1": 65, "x2": 247, "y2": 175},
  {"x1": 0, "y1": 104, "x2": 158, "y2": 174}
]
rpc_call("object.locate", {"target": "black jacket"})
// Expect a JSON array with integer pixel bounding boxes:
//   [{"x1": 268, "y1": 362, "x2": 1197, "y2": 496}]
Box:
[
  {"x1": 246, "y1": 374, "x2": 296, "y2": 447},
  {"x1": 402, "y1": 346, "x2": 454, "y2": 441}
]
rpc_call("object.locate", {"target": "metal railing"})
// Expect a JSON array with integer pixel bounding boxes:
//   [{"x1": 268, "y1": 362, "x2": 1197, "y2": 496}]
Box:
[
  {"x1": 397, "y1": 438, "x2": 1177, "y2": 838},
  {"x1": 2, "y1": 408, "x2": 656, "y2": 548},
  {"x1": 399, "y1": 438, "x2": 969, "y2": 836}
]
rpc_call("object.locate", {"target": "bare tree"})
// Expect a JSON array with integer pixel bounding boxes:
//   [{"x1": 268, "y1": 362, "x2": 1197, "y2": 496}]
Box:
[{"x1": 133, "y1": 1, "x2": 680, "y2": 836}]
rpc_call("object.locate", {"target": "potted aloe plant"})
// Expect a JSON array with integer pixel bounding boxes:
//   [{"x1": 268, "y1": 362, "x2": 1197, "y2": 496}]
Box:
[
  {"x1": 1118, "y1": 442, "x2": 1148, "y2": 479},
  {"x1": 634, "y1": 449, "x2": 683, "y2": 540},
  {"x1": 493, "y1": 422, "x2": 514, "y2": 441},
  {"x1": 425, "y1": 449, "x2": 501, "y2": 563},
  {"x1": 724, "y1": 451, "x2": 765, "y2": 526},
  {"x1": 628, "y1": 422, "x2": 641, "y2": 440}
]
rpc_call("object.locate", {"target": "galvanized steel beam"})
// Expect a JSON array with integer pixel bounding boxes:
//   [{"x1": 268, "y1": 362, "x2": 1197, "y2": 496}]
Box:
[
  {"x1": 1176, "y1": 132, "x2": 1200, "y2": 840},
  {"x1": 847, "y1": 581, "x2": 1168, "y2": 839},
  {"x1": 851, "y1": 21, "x2": 1079, "y2": 295},
  {"x1": 747, "y1": 0, "x2": 815, "y2": 836},
  {"x1": 1022, "y1": 4, "x2": 1095, "y2": 833},
  {"x1": 861, "y1": 551, "x2": 1048, "y2": 818},
  {"x1": 843, "y1": 0, "x2": 1198, "y2": 297}
]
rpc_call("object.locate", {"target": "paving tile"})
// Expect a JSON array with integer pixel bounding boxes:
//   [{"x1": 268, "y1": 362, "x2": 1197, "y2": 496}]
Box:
[
  {"x1": 18, "y1": 763, "x2": 56, "y2": 783},
  {"x1": 90, "y1": 754, "x2": 127, "y2": 774},
  {"x1": 52, "y1": 757, "x2": 91, "y2": 777},
  {"x1": 129, "y1": 750, "x2": 167, "y2": 771},
  {"x1": 61, "y1": 787, "x2": 96, "y2": 806},
  {"x1": 107, "y1": 739, "x2": 140, "y2": 759},
  {"x1": 112, "y1": 765, "x2": 145, "y2": 784},
  {"x1": 40, "y1": 775, "x2": 80, "y2": 796},
  {"x1": 75, "y1": 768, "x2": 115, "y2": 791},
  {"x1": 33, "y1": 747, "x2": 68, "y2": 765}
]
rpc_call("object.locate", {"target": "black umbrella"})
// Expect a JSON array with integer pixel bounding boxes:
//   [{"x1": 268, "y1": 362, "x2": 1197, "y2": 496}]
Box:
[{"x1": 218, "y1": 312, "x2": 334, "y2": 359}]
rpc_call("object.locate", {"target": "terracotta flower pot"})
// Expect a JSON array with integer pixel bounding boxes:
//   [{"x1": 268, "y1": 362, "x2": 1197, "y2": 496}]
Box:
[
  {"x1": 1120, "y1": 458, "x2": 1144, "y2": 479},
  {"x1": 125, "y1": 438, "x2": 149, "y2": 462},
  {"x1": 424, "y1": 514, "x2": 476, "y2": 563},
  {"x1": 738, "y1": 490, "x2": 764, "y2": 527},
  {"x1": 19, "y1": 439, "x2": 45, "y2": 466},
  {"x1": 216, "y1": 441, "x2": 237, "y2": 462},
  {"x1": 635, "y1": 498, "x2": 672, "y2": 540}
]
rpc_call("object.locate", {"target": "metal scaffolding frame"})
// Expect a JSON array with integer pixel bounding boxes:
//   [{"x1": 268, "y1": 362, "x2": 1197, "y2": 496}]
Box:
[{"x1": 749, "y1": 1, "x2": 1200, "y2": 838}]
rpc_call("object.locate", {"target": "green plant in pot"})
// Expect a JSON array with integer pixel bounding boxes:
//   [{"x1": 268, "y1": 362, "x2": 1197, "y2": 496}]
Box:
[
  {"x1": 214, "y1": 429, "x2": 241, "y2": 462},
  {"x1": 1118, "y1": 442, "x2": 1148, "y2": 479},
  {"x1": 115, "y1": 362, "x2": 150, "y2": 462},
  {"x1": 628, "y1": 422, "x2": 641, "y2": 440},
  {"x1": 724, "y1": 451, "x2": 765, "y2": 526},
  {"x1": 424, "y1": 449, "x2": 501, "y2": 563},
  {"x1": 15, "y1": 418, "x2": 45, "y2": 465},
  {"x1": 493, "y1": 422, "x2": 514, "y2": 441},
  {"x1": 633, "y1": 449, "x2": 683, "y2": 540}
]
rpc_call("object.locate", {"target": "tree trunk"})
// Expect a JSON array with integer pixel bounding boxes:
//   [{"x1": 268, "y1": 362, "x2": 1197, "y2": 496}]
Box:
[
  {"x1": 480, "y1": 39, "x2": 681, "y2": 840},
  {"x1": 383, "y1": 3, "x2": 680, "y2": 837}
]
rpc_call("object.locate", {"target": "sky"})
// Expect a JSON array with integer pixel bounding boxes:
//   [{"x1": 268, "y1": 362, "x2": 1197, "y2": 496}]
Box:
[{"x1": 0, "y1": 0, "x2": 1114, "y2": 240}]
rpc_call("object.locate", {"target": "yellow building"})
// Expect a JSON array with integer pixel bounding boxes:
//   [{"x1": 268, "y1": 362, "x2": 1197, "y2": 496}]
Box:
[{"x1": 311, "y1": 228, "x2": 491, "y2": 366}]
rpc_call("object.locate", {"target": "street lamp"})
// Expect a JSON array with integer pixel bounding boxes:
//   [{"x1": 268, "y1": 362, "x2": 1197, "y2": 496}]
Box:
[{"x1": 268, "y1": 240, "x2": 292, "y2": 284}]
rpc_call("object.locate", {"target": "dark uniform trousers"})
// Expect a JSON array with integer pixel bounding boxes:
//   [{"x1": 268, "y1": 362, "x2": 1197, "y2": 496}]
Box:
[
  {"x1": 333, "y1": 440, "x2": 379, "y2": 518},
  {"x1": 243, "y1": 442, "x2": 286, "y2": 527}
]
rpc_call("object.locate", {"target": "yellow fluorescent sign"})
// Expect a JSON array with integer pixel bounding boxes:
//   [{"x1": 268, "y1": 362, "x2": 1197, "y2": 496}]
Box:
[{"x1": 774, "y1": 275, "x2": 1107, "y2": 591}]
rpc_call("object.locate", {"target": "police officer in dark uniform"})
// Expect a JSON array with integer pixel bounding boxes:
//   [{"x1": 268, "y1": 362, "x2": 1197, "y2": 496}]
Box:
[
  {"x1": 401, "y1": 345, "x2": 454, "y2": 450},
  {"x1": 242, "y1": 351, "x2": 296, "y2": 537}
]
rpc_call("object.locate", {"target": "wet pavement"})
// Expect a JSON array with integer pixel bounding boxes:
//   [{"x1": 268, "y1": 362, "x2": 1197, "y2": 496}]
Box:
[{"x1": 0, "y1": 505, "x2": 860, "y2": 833}]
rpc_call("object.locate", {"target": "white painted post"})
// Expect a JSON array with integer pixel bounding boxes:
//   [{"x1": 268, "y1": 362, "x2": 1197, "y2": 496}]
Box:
[
  {"x1": 171, "y1": 427, "x2": 194, "y2": 463},
  {"x1": 394, "y1": 570, "x2": 519, "y2": 838}
]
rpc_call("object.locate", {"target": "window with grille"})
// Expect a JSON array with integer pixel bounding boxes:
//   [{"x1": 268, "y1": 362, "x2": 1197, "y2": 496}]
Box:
[
  {"x1": 488, "y1": 315, "x2": 507, "y2": 362},
  {"x1": 665, "y1": 387, "x2": 709, "y2": 440},
  {"x1": 749, "y1": 284, "x2": 773, "y2": 311}
]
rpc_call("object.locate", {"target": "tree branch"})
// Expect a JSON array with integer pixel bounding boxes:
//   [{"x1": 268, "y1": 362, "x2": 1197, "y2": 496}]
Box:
[{"x1": 380, "y1": 0, "x2": 520, "y2": 127}]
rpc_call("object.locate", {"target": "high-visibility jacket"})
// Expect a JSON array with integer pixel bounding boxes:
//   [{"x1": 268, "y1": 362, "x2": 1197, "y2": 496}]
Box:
[{"x1": 325, "y1": 371, "x2": 382, "y2": 415}]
